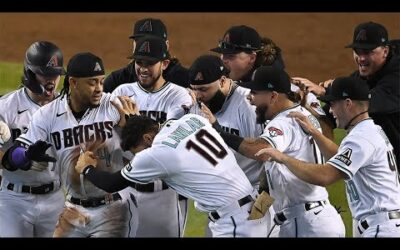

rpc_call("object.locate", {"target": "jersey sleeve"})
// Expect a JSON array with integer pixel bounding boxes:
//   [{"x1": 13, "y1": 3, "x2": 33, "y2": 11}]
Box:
[
  {"x1": 260, "y1": 119, "x2": 292, "y2": 152},
  {"x1": 17, "y1": 108, "x2": 49, "y2": 146},
  {"x1": 121, "y1": 148, "x2": 168, "y2": 184},
  {"x1": 168, "y1": 89, "x2": 193, "y2": 120},
  {"x1": 327, "y1": 136, "x2": 374, "y2": 179}
]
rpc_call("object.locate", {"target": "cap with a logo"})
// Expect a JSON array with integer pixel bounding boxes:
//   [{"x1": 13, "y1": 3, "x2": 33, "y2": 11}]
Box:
[
  {"x1": 346, "y1": 21, "x2": 389, "y2": 50},
  {"x1": 129, "y1": 18, "x2": 167, "y2": 40},
  {"x1": 237, "y1": 66, "x2": 291, "y2": 94},
  {"x1": 133, "y1": 36, "x2": 168, "y2": 64},
  {"x1": 318, "y1": 76, "x2": 370, "y2": 102},
  {"x1": 188, "y1": 55, "x2": 229, "y2": 85},
  {"x1": 67, "y1": 52, "x2": 105, "y2": 77},
  {"x1": 210, "y1": 25, "x2": 262, "y2": 54}
]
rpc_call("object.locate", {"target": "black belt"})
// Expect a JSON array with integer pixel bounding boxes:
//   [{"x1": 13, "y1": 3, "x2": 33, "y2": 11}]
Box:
[
  {"x1": 133, "y1": 181, "x2": 169, "y2": 192},
  {"x1": 7, "y1": 182, "x2": 55, "y2": 195},
  {"x1": 209, "y1": 195, "x2": 254, "y2": 221},
  {"x1": 358, "y1": 211, "x2": 400, "y2": 234},
  {"x1": 274, "y1": 200, "x2": 328, "y2": 224},
  {"x1": 68, "y1": 193, "x2": 122, "y2": 208}
]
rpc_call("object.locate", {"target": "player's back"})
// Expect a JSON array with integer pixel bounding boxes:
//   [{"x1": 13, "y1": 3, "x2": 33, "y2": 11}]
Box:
[{"x1": 152, "y1": 114, "x2": 253, "y2": 212}]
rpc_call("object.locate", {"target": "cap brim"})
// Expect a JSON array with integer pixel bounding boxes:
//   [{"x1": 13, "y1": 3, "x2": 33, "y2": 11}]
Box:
[
  {"x1": 132, "y1": 55, "x2": 161, "y2": 64},
  {"x1": 210, "y1": 47, "x2": 241, "y2": 54},
  {"x1": 236, "y1": 81, "x2": 270, "y2": 91},
  {"x1": 31, "y1": 65, "x2": 66, "y2": 76},
  {"x1": 317, "y1": 95, "x2": 337, "y2": 103},
  {"x1": 345, "y1": 43, "x2": 378, "y2": 50}
]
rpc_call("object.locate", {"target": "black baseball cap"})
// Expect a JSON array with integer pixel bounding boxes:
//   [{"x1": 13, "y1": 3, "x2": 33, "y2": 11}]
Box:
[
  {"x1": 129, "y1": 18, "x2": 167, "y2": 40},
  {"x1": 210, "y1": 25, "x2": 262, "y2": 54},
  {"x1": 345, "y1": 22, "x2": 389, "y2": 50},
  {"x1": 67, "y1": 52, "x2": 105, "y2": 77},
  {"x1": 188, "y1": 55, "x2": 229, "y2": 85},
  {"x1": 237, "y1": 66, "x2": 291, "y2": 94},
  {"x1": 318, "y1": 76, "x2": 371, "y2": 102},
  {"x1": 132, "y1": 36, "x2": 168, "y2": 64}
]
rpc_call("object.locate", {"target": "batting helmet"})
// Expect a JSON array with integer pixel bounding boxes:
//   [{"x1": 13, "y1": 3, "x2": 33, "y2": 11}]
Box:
[{"x1": 22, "y1": 41, "x2": 65, "y2": 94}]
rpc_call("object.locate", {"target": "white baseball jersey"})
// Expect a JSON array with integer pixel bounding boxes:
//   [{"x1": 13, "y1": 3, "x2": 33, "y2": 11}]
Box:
[
  {"x1": 0, "y1": 88, "x2": 60, "y2": 185},
  {"x1": 261, "y1": 104, "x2": 328, "y2": 212},
  {"x1": 121, "y1": 114, "x2": 254, "y2": 212},
  {"x1": 328, "y1": 119, "x2": 400, "y2": 221},
  {"x1": 17, "y1": 93, "x2": 124, "y2": 199},
  {"x1": 190, "y1": 84, "x2": 263, "y2": 186},
  {"x1": 113, "y1": 81, "x2": 193, "y2": 123}
]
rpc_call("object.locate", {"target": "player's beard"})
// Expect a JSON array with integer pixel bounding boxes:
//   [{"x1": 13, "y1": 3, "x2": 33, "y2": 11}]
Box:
[
  {"x1": 137, "y1": 66, "x2": 162, "y2": 91},
  {"x1": 255, "y1": 105, "x2": 268, "y2": 124},
  {"x1": 203, "y1": 89, "x2": 226, "y2": 114}
]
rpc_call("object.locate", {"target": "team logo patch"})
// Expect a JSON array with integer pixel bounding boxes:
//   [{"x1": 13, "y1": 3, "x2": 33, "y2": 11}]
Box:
[
  {"x1": 139, "y1": 20, "x2": 153, "y2": 32},
  {"x1": 334, "y1": 148, "x2": 352, "y2": 166},
  {"x1": 268, "y1": 127, "x2": 283, "y2": 137},
  {"x1": 223, "y1": 33, "x2": 230, "y2": 43},
  {"x1": 138, "y1": 41, "x2": 151, "y2": 54},
  {"x1": 93, "y1": 62, "x2": 102, "y2": 72},
  {"x1": 47, "y1": 54, "x2": 58, "y2": 67},
  {"x1": 126, "y1": 162, "x2": 133, "y2": 172},
  {"x1": 194, "y1": 72, "x2": 204, "y2": 81}
]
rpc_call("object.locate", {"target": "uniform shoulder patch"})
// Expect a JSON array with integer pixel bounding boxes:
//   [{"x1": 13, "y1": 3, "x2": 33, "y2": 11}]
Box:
[
  {"x1": 268, "y1": 126, "x2": 283, "y2": 137},
  {"x1": 334, "y1": 148, "x2": 352, "y2": 166},
  {"x1": 125, "y1": 162, "x2": 133, "y2": 172}
]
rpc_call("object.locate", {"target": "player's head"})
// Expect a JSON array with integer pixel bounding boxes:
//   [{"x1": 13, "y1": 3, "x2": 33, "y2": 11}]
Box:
[
  {"x1": 22, "y1": 41, "x2": 65, "y2": 99},
  {"x1": 346, "y1": 21, "x2": 390, "y2": 78},
  {"x1": 128, "y1": 18, "x2": 169, "y2": 55},
  {"x1": 210, "y1": 25, "x2": 262, "y2": 81},
  {"x1": 63, "y1": 52, "x2": 105, "y2": 109},
  {"x1": 121, "y1": 115, "x2": 160, "y2": 153},
  {"x1": 133, "y1": 36, "x2": 169, "y2": 91},
  {"x1": 238, "y1": 66, "x2": 291, "y2": 123},
  {"x1": 318, "y1": 76, "x2": 370, "y2": 129},
  {"x1": 188, "y1": 55, "x2": 230, "y2": 113}
]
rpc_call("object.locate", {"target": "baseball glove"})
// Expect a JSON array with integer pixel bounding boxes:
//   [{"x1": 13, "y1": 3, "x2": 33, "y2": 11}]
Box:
[{"x1": 248, "y1": 191, "x2": 274, "y2": 220}]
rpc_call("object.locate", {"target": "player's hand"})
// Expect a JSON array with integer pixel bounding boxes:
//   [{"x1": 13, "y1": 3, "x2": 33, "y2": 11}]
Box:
[
  {"x1": 31, "y1": 161, "x2": 50, "y2": 172},
  {"x1": 254, "y1": 148, "x2": 285, "y2": 163},
  {"x1": 75, "y1": 151, "x2": 98, "y2": 174},
  {"x1": 25, "y1": 140, "x2": 56, "y2": 163},
  {"x1": 111, "y1": 96, "x2": 139, "y2": 127},
  {"x1": 292, "y1": 77, "x2": 326, "y2": 97},
  {"x1": 287, "y1": 111, "x2": 319, "y2": 135},
  {"x1": 319, "y1": 79, "x2": 334, "y2": 88},
  {"x1": 199, "y1": 102, "x2": 217, "y2": 124},
  {"x1": 0, "y1": 121, "x2": 11, "y2": 146}
]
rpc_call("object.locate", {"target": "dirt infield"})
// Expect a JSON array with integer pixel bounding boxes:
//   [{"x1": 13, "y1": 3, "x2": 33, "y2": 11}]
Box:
[{"x1": 0, "y1": 13, "x2": 398, "y2": 81}]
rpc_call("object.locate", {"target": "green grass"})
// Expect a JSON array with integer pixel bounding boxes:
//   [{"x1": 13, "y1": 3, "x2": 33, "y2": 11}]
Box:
[{"x1": 0, "y1": 61, "x2": 351, "y2": 237}]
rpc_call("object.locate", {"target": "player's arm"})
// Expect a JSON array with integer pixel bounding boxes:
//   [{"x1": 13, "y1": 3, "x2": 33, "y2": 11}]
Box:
[
  {"x1": 288, "y1": 111, "x2": 338, "y2": 159},
  {"x1": 255, "y1": 148, "x2": 346, "y2": 187},
  {"x1": 0, "y1": 120, "x2": 12, "y2": 166}
]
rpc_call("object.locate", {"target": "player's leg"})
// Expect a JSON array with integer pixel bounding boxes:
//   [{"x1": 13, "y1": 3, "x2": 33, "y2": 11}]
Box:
[
  {"x1": 0, "y1": 190, "x2": 35, "y2": 237},
  {"x1": 35, "y1": 189, "x2": 65, "y2": 237}
]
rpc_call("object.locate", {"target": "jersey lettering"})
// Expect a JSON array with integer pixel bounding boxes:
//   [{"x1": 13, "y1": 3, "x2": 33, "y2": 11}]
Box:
[
  {"x1": 50, "y1": 121, "x2": 114, "y2": 150},
  {"x1": 140, "y1": 110, "x2": 167, "y2": 123},
  {"x1": 162, "y1": 117, "x2": 205, "y2": 148},
  {"x1": 220, "y1": 125, "x2": 239, "y2": 136}
]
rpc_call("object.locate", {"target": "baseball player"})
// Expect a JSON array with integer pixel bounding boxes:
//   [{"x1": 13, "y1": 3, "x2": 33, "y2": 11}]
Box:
[
  {"x1": 112, "y1": 36, "x2": 193, "y2": 237},
  {"x1": 104, "y1": 17, "x2": 189, "y2": 93},
  {"x1": 188, "y1": 55, "x2": 278, "y2": 237},
  {"x1": 214, "y1": 66, "x2": 346, "y2": 237},
  {"x1": 256, "y1": 76, "x2": 400, "y2": 237},
  {"x1": 0, "y1": 41, "x2": 66, "y2": 237},
  {"x1": 75, "y1": 114, "x2": 269, "y2": 237},
  {"x1": 2, "y1": 52, "x2": 138, "y2": 237}
]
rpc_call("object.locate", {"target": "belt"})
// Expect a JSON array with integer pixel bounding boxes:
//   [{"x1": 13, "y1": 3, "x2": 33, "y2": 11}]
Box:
[
  {"x1": 357, "y1": 211, "x2": 400, "y2": 234},
  {"x1": 6, "y1": 182, "x2": 57, "y2": 195},
  {"x1": 133, "y1": 181, "x2": 169, "y2": 192},
  {"x1": 68, "y1": 193, "x2": 122, "y2": 208},
  {"x1": 209, "y1": 195, "x2": 254, "y2": 222},
  {"x1": 274, "y1": 200, "x2": 328, "y2": 225}
]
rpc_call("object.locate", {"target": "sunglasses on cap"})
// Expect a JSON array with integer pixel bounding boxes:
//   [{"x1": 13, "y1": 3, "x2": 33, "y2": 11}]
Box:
[{"x1": 218, "y1": 40, "x2": 260, "y2": 53}]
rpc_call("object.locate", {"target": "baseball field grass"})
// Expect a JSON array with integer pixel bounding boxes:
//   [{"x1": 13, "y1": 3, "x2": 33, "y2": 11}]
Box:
[{"x1": 0, "y1": 61, "x2": 352, "y2": 237}]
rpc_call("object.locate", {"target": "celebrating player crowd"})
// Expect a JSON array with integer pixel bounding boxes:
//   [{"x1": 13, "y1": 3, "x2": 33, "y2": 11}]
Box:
[{"x1": 0, "y1": 18, "x2": 399, "y2": 238}]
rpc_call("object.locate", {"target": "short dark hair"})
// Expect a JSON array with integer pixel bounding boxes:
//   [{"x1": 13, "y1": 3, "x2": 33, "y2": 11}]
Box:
[{"x1": 120, "y1": 115, "x2": 159, "y2": 151}]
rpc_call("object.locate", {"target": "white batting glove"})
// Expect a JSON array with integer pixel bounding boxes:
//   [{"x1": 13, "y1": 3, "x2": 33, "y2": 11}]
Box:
[
  {"x1": 30, "y1": 161, "x2": 50, "y2": 172},
  {"x1": 0, "y1": 121, "x2": 11, "y2": 146}
]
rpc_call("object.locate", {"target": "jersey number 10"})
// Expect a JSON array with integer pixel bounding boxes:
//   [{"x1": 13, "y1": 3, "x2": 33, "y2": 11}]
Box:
[{"x1": 186, "y1": 129, "x2": 228, "y2": 166}]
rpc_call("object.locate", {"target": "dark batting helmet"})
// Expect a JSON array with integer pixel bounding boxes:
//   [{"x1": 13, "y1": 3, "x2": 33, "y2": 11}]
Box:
[{"x1": 22, "y1": 41, "x2": 65, "y2": 94}]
